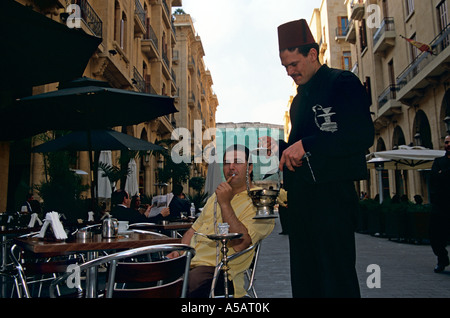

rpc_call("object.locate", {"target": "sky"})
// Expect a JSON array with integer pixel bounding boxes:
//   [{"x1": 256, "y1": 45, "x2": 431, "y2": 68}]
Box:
[{"x1": 179, "y1": 0, "x2": 323, "y2": 126}]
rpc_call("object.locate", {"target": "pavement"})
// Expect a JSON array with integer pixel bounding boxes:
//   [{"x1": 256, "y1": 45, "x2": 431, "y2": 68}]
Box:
[{"x1": 254, "y1": 218, "x2": 450, "y2": 298}]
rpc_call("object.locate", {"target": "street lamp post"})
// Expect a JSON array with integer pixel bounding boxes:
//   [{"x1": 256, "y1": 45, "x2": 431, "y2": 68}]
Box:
[
  {"x1": 414, "y1": 133, "x2": 422, "y2": 147},
  {"x1": 375, "y1": 161, "x2": 384, "y2": 204}
]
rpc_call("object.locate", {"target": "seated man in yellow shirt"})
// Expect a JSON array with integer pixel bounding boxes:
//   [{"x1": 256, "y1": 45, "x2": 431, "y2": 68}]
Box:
[{"x1": 168, "y1": 144, "x2": 275, "y2": 298}]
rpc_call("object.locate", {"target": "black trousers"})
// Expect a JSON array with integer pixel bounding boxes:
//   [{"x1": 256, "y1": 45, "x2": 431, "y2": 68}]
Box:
[
  {"x1": 287, "y1": 180, "x2": 361, "y2": 298},
  {"x1": 430, "y1": 212, "x2": 450, "y2": 264},
  {"x1": 278, "y1": 206, "x2": 289, "y2": 234}
]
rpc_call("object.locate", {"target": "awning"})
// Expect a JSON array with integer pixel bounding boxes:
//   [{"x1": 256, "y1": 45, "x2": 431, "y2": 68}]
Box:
[{"x1": 0, "y1": 0, "x2": 102, "y2": 90}]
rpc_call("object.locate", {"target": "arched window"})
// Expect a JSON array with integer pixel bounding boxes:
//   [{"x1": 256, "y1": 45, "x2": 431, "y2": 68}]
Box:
[
  {"x1": 413, "y1": 110, "x2": 433, "y2": 149},
  {"x1": 392, "y1": 126, "x2": 406, "y2": 149}
]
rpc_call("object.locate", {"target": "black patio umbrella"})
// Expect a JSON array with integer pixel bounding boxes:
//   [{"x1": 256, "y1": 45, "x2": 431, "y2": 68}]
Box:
[
  {"x1": 0, "y1": 0, "x2": 102, "y2": 90},
  {"x1": 31, "y1": 129, "x2": 164, "y2": 153},
  {"x1": 0, "y1": 77, "x2": 178, "y2": 141},
  {"x1": 12, "y1": 77, "x2": 177, "y2": 205}
]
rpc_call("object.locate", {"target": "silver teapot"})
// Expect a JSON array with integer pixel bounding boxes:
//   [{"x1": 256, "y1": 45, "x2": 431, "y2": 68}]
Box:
[{"x1": 102, "y1": 216, "x2": 118, "y2": 238}]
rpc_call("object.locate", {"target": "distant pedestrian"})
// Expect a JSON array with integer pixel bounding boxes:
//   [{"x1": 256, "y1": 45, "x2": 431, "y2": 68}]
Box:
[
  {"x1": 414, "y1": 195, "x2": 423, "y2": 205},
  {"x1": 429, "y1": 135, "x2": 450, "y2": 273}
]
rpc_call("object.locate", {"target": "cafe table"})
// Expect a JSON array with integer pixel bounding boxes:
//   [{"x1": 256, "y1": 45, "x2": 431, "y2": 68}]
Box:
[
  {"x1": 13, "y1": 231, "x2": 181, "y2": 298},
  {"x1": 130, "y1": 221, "x2": 194, "y2": 238}
]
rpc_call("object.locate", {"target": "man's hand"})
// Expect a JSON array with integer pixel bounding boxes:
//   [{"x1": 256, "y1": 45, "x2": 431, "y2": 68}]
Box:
[
  {"x1": 160, "y1": 207, "x2": 170, "y2": 218},
  {"x1": 279, "y1": 140, "x2": 305, "y2": 172},
  {"x1": 215, "y1": 182, "x2": 234, "y2": 207},
  {"x1": 166, "y1": 250, "x2": 182, "y2": 259},
  {"x1": 258, "y1": 136, "x2": 279, "y2": 157},
  {"x1": 143, "y1": 204, "x2": 153, "y2": 217}
]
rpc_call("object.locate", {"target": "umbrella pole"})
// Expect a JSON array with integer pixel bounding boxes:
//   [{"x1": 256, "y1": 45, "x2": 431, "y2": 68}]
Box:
[{"x1": 87, "y1": 130, "x2": 97, "y2": 213}]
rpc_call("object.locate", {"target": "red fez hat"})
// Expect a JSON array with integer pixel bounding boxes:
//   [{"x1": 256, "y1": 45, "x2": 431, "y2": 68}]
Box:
[{"x1": 278, "y1": 19, "x2": 316, "y2": 51}]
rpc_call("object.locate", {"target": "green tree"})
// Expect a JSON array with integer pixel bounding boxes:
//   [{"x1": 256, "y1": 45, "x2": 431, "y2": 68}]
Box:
[
  {"x1": 35, "y1": 147, "x2": 89, "y2": 221},
  {"x1": 153, "y1": 139, "x2": 190, "y2": 186}
]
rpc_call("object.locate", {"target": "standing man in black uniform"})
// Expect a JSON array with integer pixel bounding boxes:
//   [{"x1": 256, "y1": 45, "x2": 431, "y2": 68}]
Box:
[
  {"x1": 429, "y1": 135, "x2": 450, "y2": 273},
  {"x1": 267, "y1": 19, "x2": 374, "y2": 298}
]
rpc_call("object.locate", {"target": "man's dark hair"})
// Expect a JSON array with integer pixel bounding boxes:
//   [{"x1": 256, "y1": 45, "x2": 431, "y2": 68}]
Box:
[
  {"x1": 283, "y1": 43, "x2": 320, "y2": 62},
  {"x1": 111, "y1": 189, "x2": 128, "y2": 206},
  {"x1": 172, "y1": 184, "x2": 184, "y2": 196}
]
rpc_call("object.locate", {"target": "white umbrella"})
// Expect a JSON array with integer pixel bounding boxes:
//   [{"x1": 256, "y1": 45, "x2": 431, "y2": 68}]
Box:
[
  {"x1": 367, "y1": 145, "x2": 445, "y2": 170},
  {"x1": 125, "y1": 158, "x2": 139, "y2": 197},
  {"x1": 98, "y1": 151, "x2": 113, "y2": 199},
  {"x1": 366, "y1": 145, "x2": 445, "y2": 203},
  {"x1": 204, "y1": 147, "x2": 223, "y2": 198}
]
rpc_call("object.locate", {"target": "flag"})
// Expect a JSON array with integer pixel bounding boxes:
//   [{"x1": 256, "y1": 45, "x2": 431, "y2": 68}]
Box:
[{"x1": 400, "y1": 35, "x2": 434, "y2": 55}]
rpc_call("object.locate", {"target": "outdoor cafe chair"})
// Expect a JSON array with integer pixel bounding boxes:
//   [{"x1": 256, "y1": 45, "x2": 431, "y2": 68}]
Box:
[
  {"x1": 209, "y1": 240, "x2": 262, "y2": 298},
  {"x1": 5, "y1": 232, "x2": 82, "y2": 298},
  {"x1": 50, "y1": 244, "x2": 195, "y2": 298}
]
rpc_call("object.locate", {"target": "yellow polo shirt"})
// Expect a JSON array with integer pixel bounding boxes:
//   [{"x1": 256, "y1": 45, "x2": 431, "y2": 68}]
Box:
[{"x1": 190, "y1": 190, "x2": 275, "y2": 298}]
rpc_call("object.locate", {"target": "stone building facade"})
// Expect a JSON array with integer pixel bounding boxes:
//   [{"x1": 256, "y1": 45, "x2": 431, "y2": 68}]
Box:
[{"x1": 0, "y1": 0, "x2": 218, "y2": 211}]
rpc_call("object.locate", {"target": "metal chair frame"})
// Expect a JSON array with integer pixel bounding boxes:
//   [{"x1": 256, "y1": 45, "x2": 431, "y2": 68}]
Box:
[
  {"x1": 49, "y1": 244, "x2": 195, "y2": 298},
  {"x1": 210, "y1": 240, "x2": 262, "y2": 298},
  {"x1": 7, "y1": 232, "x2": 84, "y2": 298}
]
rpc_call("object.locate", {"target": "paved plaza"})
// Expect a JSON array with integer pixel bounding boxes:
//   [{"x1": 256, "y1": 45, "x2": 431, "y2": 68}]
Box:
[{"x1": 255, "y1": 218, "x2": 450, "y2": 298}]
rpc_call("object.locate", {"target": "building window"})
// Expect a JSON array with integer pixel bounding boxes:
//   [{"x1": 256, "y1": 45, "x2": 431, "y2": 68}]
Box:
[
  {"x1": 337, "y1": 16, "x2": 349, "y2": 36},
  {"x1": 437, "y1": 0, "x2": 449, "y2": 48},
  {"x1": 114, "y1": 1, "x2": 120, "y2": 43},
  {"x1": 359, "y1": 20, "x2": 368, "y2": 53},
  {"x1": 120, "y1": 12, "x2": 127, "y2": 50},
  {"x1": 405, "y1": 0, "x2": 415, "y2": 17},
  {"x1": 342, "y1": 51, "x2": 352, "y2": 70}
]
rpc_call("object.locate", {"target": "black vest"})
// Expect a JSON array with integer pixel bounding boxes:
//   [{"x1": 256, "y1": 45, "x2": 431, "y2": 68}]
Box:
[{"x1": 283, "y1": 65, "x2": 374, "y2": 189}]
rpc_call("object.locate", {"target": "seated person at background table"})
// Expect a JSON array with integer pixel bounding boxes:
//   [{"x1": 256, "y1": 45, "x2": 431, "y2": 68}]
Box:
[
  {"x1": 130, "y1": 194, "x2": 151, "y2": 216},
  {"x1": 130, "y1": 195, "x2": 141, "y2": 212},
  {"x1": 20, "y1": 193, "x2": 34, "y2": 214},
  {"x1": 167, "y1": 183, "x2": 191, "y2": 221},
  {"x1": 111, "y1": 190, "x2": 170, "y2": 224},
  {"x1": 167, "y1": 144, "x2": 275, "y2": 298}
]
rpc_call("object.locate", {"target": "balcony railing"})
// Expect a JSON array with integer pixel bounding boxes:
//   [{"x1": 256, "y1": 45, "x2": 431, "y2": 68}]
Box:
[
  {"x1": 171, "y1": 68, "x2": 176, "y2": 84},
  {"x1": 336, "y1": 25, "x2": 348, "y2": 38},
  {"x1": 373, "y1": 17, "x2": 395, "y2": 50},
  {"x1": 72, "y1": 0, "x2": 102, "y2": 37},
  {"x1": 162, "y1": 0, "x2": 170, "y2": 18},
  {"x1": 351, "y1": 62, "x2": 359, "y2": 74},
  {"x1": 162, "y1": 50, "x2": 170, "y2": 71},
  {"x1": 378, "y1": 85, "x2": 398, "y2": 109},
  {"x1": 134, "y1": 0, "x2": 146, "y2": 28},
  {"x1": 350, "y1": 0, "x2": 365, "y2": 21},
  {"x1": 143, "y1": 20, "x2": 159, "y2": 49},
  {"x1": 396, "y1": 23, "x2": 450, "y2": 93},
  {"x1": 132, "y1": 67, "x2": 146, "y2": 93}
]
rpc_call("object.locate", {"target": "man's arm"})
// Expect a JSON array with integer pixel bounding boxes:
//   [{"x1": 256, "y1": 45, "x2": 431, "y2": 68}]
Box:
[
  {"x1": 166, "y1": 227, "x2": 195, "y2": 259},
  {"x1": 216, "y1": 183, "x2": 252, "y2": 252}
]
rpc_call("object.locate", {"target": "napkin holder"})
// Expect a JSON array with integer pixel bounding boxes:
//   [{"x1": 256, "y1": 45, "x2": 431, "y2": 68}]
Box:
[
  {"x1": 28, "y1": 213, "x2": 42, "y2": 228},
  {"x1": 37, "y1": 212, "x2": 68, "y2": 241}
]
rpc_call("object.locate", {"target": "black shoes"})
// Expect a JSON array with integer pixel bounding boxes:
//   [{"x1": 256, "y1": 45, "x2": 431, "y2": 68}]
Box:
[{"x1": 434, "y1": 259, "x2": 450, "y2": 273}]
